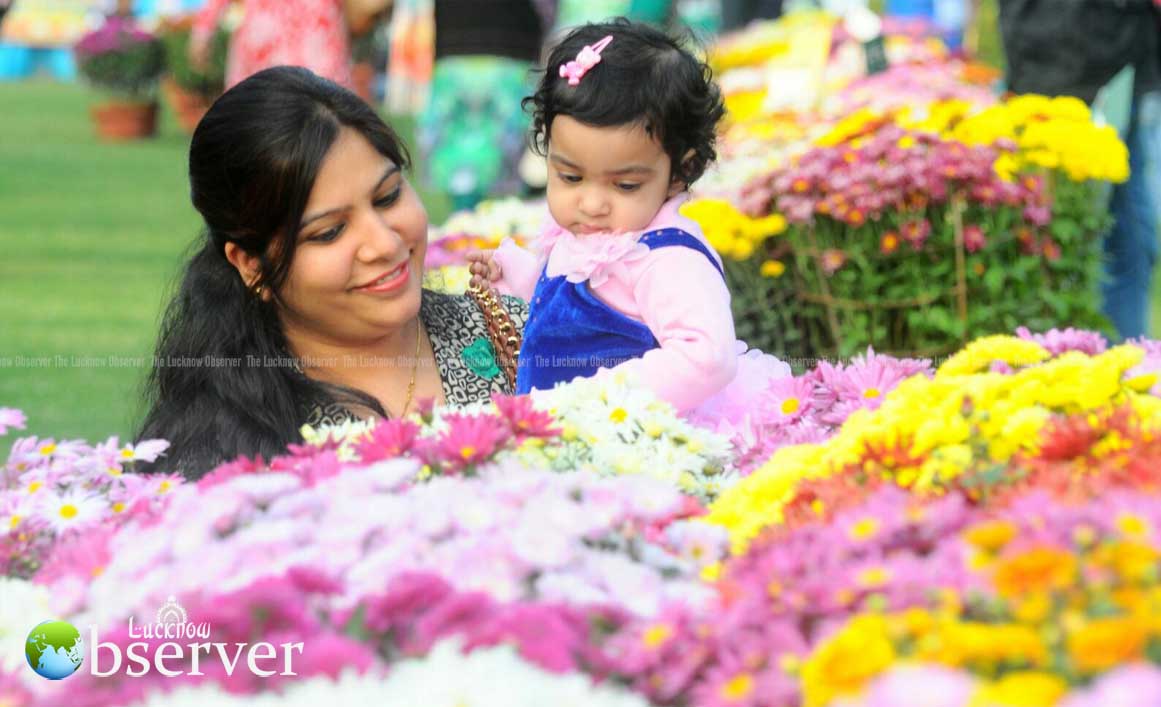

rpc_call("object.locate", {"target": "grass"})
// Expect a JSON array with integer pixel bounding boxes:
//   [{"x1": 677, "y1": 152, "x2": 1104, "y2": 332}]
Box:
[{"x1": 1, "y1": 76, "x2": 1160, "y2": 451}]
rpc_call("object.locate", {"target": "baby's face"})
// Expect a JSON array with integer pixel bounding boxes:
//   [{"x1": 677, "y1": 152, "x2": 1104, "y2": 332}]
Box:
[{"x1": 545, "y1": 115, "x2": 680, "y2": 235}]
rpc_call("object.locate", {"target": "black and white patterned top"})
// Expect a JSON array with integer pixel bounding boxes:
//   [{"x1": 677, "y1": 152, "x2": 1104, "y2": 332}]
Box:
[{"x1": 303, "y1": 289, "x2": 528, "y2": 427}]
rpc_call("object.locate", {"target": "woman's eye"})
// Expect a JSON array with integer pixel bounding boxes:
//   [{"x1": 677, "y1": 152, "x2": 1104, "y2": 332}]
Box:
[
  {"x1": 307, "y1": 224, "x2": 344, "y2": 243},
  {"x1": 616, "y1": 183, "x2": 641, "y2": 192},
  {"x1": 558, "y1": 173, "x2": 582, "y2": 184},
  {"x1": 374, "y1": 188, "x2": 402, "y2": 208}
]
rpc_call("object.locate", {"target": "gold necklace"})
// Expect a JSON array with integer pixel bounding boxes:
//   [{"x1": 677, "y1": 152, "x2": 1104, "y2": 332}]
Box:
[{"x1": 397, "y1": 318, "x2": 423, "y2": 418}]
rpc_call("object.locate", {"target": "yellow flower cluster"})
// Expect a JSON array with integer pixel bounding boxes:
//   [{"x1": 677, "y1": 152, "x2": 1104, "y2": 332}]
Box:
[
  {"x1": 706, "y1": 336, "x2": 1161, "y2": 552},
  {"x1": 802, "y1": 529, "x2": 1161, "y2": 707},
  {"x1": 948, "y1": 95, "x2": 1129, "y2": 184},
  {"x1": 680, "y1": 198, "x2": 787, "y2": 261},
  {"x1": 710, "y1": 35, "x2": 792, "y2": 73},
  {"x1": 814, "y1": 107, "x2": 885, "y2": 148}
]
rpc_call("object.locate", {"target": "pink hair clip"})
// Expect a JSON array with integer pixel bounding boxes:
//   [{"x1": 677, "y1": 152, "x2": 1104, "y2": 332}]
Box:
[{"x1": 559, "y1": 35, "x2": 613, "y2": 86}]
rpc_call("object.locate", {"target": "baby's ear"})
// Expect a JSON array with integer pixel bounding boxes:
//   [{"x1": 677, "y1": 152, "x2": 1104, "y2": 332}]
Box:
[{"x1": 668, "y1": 149, "x2": 697, "y2": 196}]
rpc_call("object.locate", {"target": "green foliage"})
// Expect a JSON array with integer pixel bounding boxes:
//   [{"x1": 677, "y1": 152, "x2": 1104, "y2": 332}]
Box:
[
  {"x1": 158, "y1": 18, "x2": 228, "y2": 95},
  {"x1": 728, "y1": 177, "x2": 1114, "y2": 361}
]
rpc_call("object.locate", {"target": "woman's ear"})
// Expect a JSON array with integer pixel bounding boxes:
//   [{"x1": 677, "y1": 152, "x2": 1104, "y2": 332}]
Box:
[
  {"x1": 224, "y1": 242, "x2": 267, "y2": 299},
  {"x1": 668, "y1": 148, "x2": 698, "y2": 197}
]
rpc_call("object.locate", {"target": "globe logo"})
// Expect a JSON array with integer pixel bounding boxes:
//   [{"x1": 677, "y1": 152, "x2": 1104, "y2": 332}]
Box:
[{"x1": 26, "y1": 620, "x2": 85, "y2": 680}]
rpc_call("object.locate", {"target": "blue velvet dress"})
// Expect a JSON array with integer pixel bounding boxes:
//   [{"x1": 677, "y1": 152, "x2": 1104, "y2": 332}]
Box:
[{"x1": 515, "y1": 227, "x2": 725, "y2": 395}]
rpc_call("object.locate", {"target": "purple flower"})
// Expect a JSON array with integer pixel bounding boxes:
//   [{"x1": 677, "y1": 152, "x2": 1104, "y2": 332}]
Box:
[
  {"x1": 1023, "y1": 204, "x2": 1052, "y2": 227},
  {"x1": 1015, "y1": 327, "x2": 1108, "y2": 356},
  {"x1": 74, "y1": 17, "x2": 156, "y2": 57}
]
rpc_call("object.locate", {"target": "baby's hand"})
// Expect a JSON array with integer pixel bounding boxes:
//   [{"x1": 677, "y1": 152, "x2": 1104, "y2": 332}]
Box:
[{"x1": 465, "y1": 249, "x2": 502, "y2": 289}]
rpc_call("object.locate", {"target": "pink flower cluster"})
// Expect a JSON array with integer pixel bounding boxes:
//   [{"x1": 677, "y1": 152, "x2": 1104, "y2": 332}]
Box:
[
  {"x1": 752, "y1": 124, "x2": 1048, "y2": 250},
  {"x1": 691, "y1": 348, "x2": 931, "y2": 474},
  {"x1": 74, "y1": 16, "x2": 157, "y2": 58},
  {"x1": 343, "y1": 572, "x2": 624, "y2": 674},
  {"x1": 1, "y1": 426, "x2": 177, "y2": 578},
  {"x1": 358, "y1": 395, "x2": 560, "y2": 475},
  {"x1": 606, "y1": 484, "x2": 1161, "y2": 707},
  {"x1": 828, "y1": 63, "x2": 996, "y2": 117},
  {"x1": 20, "y1": 446, "x2": 712, "y2": 705}
]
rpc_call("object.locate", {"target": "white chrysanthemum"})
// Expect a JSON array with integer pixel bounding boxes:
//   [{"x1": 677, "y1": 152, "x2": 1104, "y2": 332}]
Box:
[
  {"x1": 134, "y1": 641, "x2": 651, "y2": 707},
  {"x1": 376, "y1": 640, "x2": 653, "y2": 707},
  {"x1": 0, "y1": 578, "x2": 53, "y2": 674},
  {"x1": 133, "y1": 669, "x2": 391, "y2": 707},
  {"x1": 523, "y1": 376, "x2": 734, "y2": 500},
  {"x1": 299, "y1": 418, "x2": 377, "y2": 461},
  {"x1": 36, "y1": 488, "x2": 105, "y2": 534}
]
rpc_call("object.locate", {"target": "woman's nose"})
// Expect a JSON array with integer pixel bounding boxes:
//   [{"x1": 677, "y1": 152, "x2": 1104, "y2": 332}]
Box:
[{"x1": 355, "y1": 209, "x2": 406, "y2": 262}]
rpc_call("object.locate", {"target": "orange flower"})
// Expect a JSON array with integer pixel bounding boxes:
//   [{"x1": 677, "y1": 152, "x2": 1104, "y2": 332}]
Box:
[
  {"x1": 993, "y1": 547, "x2": 1078, "y2": 598},
  {"x1": 1067, "y1": 617, "x2": 1147, "y2": 674},
  {"x1": 880, "y1": 231, "x2": 899, "y2": 254},
  {"x1": 964, "y1": 519, "x2": 1018, "y2": 553},
  {"x1": 821, "y1": 249, "x2": 847, "y2": 275}
]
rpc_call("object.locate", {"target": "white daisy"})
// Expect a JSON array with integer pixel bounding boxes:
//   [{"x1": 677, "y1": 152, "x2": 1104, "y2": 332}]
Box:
[{"x1": 37, "y1": 488, "x2": 105, "y2": 534}]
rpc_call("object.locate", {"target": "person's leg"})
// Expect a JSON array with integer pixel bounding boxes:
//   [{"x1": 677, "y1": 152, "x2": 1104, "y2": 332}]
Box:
[{"x1": 1103, "y1": 91, "x2": 1161, "y2": 339}]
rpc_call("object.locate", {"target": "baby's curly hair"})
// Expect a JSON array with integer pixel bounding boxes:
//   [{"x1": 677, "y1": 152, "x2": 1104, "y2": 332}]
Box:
[{"x1": 524, "y1": 19, "x2": 726, "y2": 189}]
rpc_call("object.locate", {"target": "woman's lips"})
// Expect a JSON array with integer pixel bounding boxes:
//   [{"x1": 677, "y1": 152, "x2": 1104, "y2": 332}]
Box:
[{"x1": 355, "y1": 261, "x2": 410, "y2": 293}]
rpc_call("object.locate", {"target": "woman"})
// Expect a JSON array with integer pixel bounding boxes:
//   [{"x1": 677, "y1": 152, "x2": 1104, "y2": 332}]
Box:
[
  {"x1": 189, "y1": 0, "x2": 351, "y2": 89},
  {"x1": 137, "y1": 66, "x2": 527, "y2": 479}
]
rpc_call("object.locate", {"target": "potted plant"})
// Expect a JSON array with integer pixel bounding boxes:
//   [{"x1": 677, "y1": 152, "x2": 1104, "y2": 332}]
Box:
[
  {"x1": 74, "y1": 16, "x2": 165, "y2": 141},
  {"x1": 158, "y1": 14, "x2": 228, "y2": 134}
]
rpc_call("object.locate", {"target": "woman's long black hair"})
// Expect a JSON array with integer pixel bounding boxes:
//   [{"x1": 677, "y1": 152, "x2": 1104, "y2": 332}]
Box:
[{"x1": 137, "y1": 66, "x2": 409, "y2": 479}]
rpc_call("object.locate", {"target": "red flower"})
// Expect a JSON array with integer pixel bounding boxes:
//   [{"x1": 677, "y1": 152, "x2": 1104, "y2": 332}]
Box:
[{"x1": 1036, "y1": 413, "x2": 1108, "y2": 462}]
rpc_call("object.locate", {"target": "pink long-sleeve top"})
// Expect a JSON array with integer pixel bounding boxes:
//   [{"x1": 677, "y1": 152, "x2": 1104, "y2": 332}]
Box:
[{"x1": 492, "y1": 194, "x2": 738, "y2": 412}]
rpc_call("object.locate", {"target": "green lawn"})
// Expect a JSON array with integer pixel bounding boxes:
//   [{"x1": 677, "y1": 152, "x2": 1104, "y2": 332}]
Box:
[{"x1": 1, "y1": 80, "x2": 1160, "y2": 452}]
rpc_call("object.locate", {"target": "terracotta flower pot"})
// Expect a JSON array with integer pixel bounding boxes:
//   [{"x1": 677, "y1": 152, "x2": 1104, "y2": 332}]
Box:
[
  {"x1": 162, "y1": 76, "x2": 215, "y2": 134},
  {"x1": 90, "y1": 100, "x2": 159, "y2": 141}
]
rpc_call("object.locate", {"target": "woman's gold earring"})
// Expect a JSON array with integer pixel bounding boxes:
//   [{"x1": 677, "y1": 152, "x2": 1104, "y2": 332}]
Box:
[{"x1": 252, "y1": 283, "x2": 264, "y2": 297}]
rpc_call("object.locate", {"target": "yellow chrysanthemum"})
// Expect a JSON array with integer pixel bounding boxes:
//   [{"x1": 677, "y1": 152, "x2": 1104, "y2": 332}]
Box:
[
  {"x1": 801, "y1": 614, "x2": 895, "y2": 707},
  {"x1": 969, "y1": 671, "x2": 1068, "y2": 707},
  {"x1": 706, "y1": 334, "x2": 1159, "y2": 551},
  {"x1": 1067, "y1": 617, "x2": 1148, "y2": 674},
  {"x1": 680, "y1": 198, "x2": 786, "y2": 263}
]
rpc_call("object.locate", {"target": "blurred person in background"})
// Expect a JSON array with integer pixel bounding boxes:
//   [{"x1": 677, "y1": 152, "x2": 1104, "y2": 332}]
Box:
[
  {"x1": 0, "y1": 0, "x2": 12, "y2": 30},
  {"x1": 189, "y1": 0, "x2": 352, "y2": 89},
  {"x1": 416, "y1": 0, "x2": 553, "y2": 210},
  {"x1": 999, "y1": 0, "x2": 1161, "y2": 339},
  {"x1": 720, "y1": 0, "x2": 783, "y2": 31}
]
